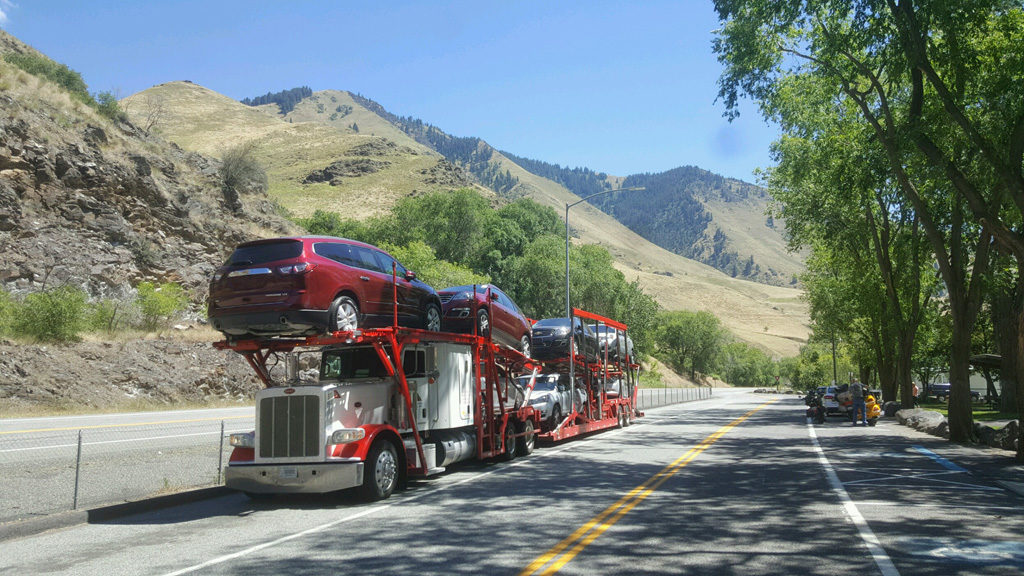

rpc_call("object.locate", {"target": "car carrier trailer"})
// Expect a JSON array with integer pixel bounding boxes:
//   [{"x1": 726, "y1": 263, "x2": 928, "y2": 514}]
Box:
[
  {"x1": 214, "y1": 282, "x2": 640, "y2": 500},
  {"x1": 535, "y1": 308, "x2": 641, "y2": 442}
]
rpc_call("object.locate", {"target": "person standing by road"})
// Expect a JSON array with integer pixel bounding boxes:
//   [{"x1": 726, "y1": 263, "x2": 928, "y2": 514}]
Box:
[
  {"x1": 912, "y1": 382, "x2": 920, "y2": 407},
  {"x1": 850, "y1": 379, "x2": 868, "y2": 426}
]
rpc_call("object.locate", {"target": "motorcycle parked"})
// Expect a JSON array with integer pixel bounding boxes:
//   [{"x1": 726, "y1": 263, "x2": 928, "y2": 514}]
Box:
[
  {"x1": 841, "y1": 391, "x2": 882, "y2": 426},
  {"x1": 804, "y1": 389, "x2": 826, "y2": 424}
]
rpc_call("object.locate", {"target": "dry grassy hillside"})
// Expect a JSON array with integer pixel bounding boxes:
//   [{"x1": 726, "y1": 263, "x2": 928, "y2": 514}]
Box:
[
  {"x1": 482, "y1": 151, "x2": 808, "y2": 356},
  {"x1": 124, "y1": 84, "x2": 475, "y2": 219},
  {"x1": 126, "y1": 82, "x2": 809, "y2": 356},
  {"x1": 698, "y1": 189, "x2": 803, "y2": 284}
]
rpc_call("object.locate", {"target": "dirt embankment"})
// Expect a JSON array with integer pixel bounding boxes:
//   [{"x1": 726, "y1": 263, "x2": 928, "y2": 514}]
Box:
[{"x1": 0, "y1": 334, "x2": 262, "y2": 415}]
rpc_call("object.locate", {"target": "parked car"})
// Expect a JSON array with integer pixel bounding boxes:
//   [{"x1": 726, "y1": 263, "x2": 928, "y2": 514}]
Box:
[
  {"x1": 531, "y1": 317, "x2": 601, "y2": 362},
  {"x1": 929, "y1": 383, "x2": 980, "y2": 402},
  {"x1": 517, "y1": 373, "x2": 587, "y2": 430},
  {"x1": 822, "y1": 386, "x2": 841, "y2": 415},
  {"x1": 591, "y1": 324, "x2": 634, "y2": 361},
  {"x1": 208, "y1": 236, "x2": 442, "y2": 338},
  {"x1": 438, "y1": 284, "x2": 533, "y2": 356}
]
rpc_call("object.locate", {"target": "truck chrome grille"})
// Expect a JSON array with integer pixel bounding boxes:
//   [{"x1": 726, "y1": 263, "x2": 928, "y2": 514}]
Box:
[{"x1": 259, "y1": 395, "x2": 320, "y2": 458}]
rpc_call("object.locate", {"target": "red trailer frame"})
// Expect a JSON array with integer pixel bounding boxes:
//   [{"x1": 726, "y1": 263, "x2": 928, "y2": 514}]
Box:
[
  {"x1": 215, "y1": 281, "x2": 544, "y2": 479},
  {"x1": 533, "y1": 308, "x2": 642, "y2": 442}
]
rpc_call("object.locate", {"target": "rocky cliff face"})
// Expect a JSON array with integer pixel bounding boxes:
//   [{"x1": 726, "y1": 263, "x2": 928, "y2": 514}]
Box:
[{"x1": 0, "y1": 82, "x2": 295, "y2": 302}]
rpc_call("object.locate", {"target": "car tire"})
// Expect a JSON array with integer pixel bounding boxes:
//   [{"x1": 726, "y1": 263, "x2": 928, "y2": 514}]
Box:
[
  {"x1": 501, "y1": 421, "x2": 517, "y2": 461},
  {"x1": 550, "y1": 404, "x2": 562, "y2": 430},
  {"x1": 516, "y1": 419, "x2": 535, "y2": 455},
  {"x1": 358, "y1": 439, "x2": 399, "y2": 501},
  {"x1": 519, "y1": 334, "x2": 531, "y2": 358},
  {"x1": 476, "y1": 309, "x2": 490, "y2": 338},
  {"x1": 423, "y1": 301, "x2": 442, "y2": 332},
  {"x1": 328, "y1": 295, "x2": 360, "y2": 333}
]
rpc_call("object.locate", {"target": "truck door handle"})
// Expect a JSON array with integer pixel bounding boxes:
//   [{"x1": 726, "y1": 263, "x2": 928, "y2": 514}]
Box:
[{"x1": 360, "y1": 276, "x2": 370, "y2": 281}]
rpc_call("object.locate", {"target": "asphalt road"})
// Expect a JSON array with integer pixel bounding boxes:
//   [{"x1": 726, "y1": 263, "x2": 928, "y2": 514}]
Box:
[
  {"x1": 1, "y1": 390, "x2": 1022, "y2": 575},
  {"x1": 0, "y1": 408, "x2": 254, "y2": 521}
]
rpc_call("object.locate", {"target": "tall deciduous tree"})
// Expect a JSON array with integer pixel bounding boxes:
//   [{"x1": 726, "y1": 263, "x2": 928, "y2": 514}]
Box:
[{"x1": 714, "y1": 0, "x2": 1020, "y2": 447}]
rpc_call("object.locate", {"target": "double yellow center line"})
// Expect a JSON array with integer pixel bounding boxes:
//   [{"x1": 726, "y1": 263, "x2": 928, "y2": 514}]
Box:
[{"x1": 520, "y1": 400, "x2": 777, "y2": 576}]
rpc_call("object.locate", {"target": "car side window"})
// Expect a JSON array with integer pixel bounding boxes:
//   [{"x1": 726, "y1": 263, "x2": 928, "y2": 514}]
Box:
[
  {"x1": 496, "y1": 290, "x2": 513, "y2": 309},
  {"x1": 377, "y1": 251, "x2": 407, "y2": 277},
  {"x1": 354, "y1": 247, "x2": 385, "y2": 273}
]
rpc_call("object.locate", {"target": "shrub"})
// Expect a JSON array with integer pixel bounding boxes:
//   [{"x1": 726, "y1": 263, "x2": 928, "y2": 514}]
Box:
[
  {"x1": 13, "y1": 285, "x2": 89, "y2": 342},
  {"x1": 3, "y1": 52, "x2": 90, "y2": 100},
  {"x1": 136, "y1": 282, "x2": 189, "y2": 330},
  {"x1": 86, "y1": 299, "x2": 124, "y2": 333},
  {"x1": 220, "y1": 142, "x2": 268, "y2": 194},
  {"x1": 0, "y1": 288, "x2": 14, "y2": 336},
  {"x1": 94, "y1": 91, "x2": 127, "y2": 122}
]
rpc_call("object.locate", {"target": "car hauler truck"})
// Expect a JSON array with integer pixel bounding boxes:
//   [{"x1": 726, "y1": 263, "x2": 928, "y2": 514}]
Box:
[
  {"x1": 217, "y1": 326, "x2": 540, "y2": 500},
  {"x1": 215, "y1": 277, "x2": 639, "y2": 501}
]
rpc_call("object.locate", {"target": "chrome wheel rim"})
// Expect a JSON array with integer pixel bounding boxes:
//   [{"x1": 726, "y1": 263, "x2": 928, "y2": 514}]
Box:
[
  {"x1": 336, "y1": 300, "x2": 358, "y2": 331},
  {"x1": 375, "y1": 447, "x2": 397, "y2": 495},
  {"x1": 426, "y1": 306, "x2": 441, "y2": 332},
  {"x1": 478, "y1": 311, "x2": 489, "y2": 335},
  {"x1": 520, "y1": 336, "x2": 530, "y2": 358},
  {"x1": 523, "y1": 421, "x2": 535, "y2": 451},
  {"x1": 505, "y1": 425, "x2": 515, "y2": 456}
]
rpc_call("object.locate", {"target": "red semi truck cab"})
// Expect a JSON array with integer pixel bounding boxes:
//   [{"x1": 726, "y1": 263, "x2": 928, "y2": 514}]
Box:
[{"x1": 225, "y1": 334, "x2": 530, "y2": 500}]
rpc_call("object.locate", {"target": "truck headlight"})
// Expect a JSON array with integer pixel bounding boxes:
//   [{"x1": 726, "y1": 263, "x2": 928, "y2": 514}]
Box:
[
  {"x1": 330, "y1": 428, "x2": 366, "y2": 444},
  {"x1": 229, "y1": 431, "x2": 255, "y2": 448}
]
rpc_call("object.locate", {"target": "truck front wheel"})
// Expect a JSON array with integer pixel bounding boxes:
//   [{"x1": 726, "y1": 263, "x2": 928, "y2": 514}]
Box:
[{"x1": 359, "y1": 440, "x2": 398, "y2": 501}]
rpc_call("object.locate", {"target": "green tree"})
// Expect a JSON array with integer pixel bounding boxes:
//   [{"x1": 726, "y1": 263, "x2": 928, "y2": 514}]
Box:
[
  {"x1": 383, "y1": 241, "x2": 488, "y2": 289},
  {"x1": 714, "y1": 0, "x2": 1020, "y2": 444},
  {"x1": 656, "y1": 310, "x2": 725, "y2": 379}
]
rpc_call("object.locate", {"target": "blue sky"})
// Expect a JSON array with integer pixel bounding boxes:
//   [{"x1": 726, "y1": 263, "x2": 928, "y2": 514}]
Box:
[{"x1": 1, "y1": 1, "x2": 778, "y2": 182}]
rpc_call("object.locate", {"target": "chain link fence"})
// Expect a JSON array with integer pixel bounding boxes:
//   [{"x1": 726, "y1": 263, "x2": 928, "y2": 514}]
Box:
[
  {"x1": 636, "y1": 387, "x2": 712, "y2": 410},
  {"x1": 0, "y1": 418, "x2": 252, "y2": 524}
]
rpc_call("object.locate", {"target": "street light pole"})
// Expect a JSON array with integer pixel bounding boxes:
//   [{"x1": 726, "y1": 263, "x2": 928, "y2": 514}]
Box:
[{"x1": 564, "y1": 186, "x2": 643, "y2": 417}]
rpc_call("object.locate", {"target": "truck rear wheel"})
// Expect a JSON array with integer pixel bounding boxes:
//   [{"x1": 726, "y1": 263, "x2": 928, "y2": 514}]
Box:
[
  {"x1": 516, "y1": 419, "x2": 535, "y2": 455},
  {"x1": 359, "y1": 440, "x2": 398, "y2": 501},
  {"x1": 501, "y1": 422, "x2": 517, "y2": 461}
]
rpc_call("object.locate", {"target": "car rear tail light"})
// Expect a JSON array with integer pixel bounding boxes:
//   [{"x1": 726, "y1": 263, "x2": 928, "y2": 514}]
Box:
[
  {"x1": 278, "y1": 262, "x2": 315, "y2": 275},
  {"x1": 824, "y1": 394, "x2": 834, "y2": 400}
]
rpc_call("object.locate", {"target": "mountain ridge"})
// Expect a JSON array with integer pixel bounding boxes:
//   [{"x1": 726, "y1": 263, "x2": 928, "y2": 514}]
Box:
[{"x1": 126, "y1": 81, "x2": 809, "y2": 356}]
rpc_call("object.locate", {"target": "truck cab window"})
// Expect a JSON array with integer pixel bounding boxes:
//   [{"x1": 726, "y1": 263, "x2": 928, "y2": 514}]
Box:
[{"x1": 320, "y1": 347, "x2": 389, "y2": 380}]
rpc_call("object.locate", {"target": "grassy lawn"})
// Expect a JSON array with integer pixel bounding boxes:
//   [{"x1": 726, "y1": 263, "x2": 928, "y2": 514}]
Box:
[{"x1": 916, "y1": 400, "x2": 1017, "y2": 422}]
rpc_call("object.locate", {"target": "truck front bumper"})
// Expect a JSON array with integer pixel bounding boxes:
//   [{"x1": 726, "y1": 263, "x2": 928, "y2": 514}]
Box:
[{"x1": 226, "y1": 461, "x2": 364, "y2": 494}]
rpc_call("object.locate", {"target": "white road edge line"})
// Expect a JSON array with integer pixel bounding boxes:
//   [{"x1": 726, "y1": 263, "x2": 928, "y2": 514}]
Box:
[{"x1": 808, "y1": 422, "x2": 900, "y2": 576}]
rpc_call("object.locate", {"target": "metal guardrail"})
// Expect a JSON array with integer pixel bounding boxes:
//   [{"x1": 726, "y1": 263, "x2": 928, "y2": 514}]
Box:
[{"x1": 636, "y1": 387, "x2": 712, "y2": 410}]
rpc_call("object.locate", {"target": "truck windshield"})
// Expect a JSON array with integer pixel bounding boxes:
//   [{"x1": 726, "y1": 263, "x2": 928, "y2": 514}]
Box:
[{"x1": 320, "y1": 347, "x2": 390, "y2": 380}]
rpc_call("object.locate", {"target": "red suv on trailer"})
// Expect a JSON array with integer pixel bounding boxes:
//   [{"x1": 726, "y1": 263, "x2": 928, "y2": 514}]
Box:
[
  {"x1": 208, "y1": 236, "x2": 442, "y2": 338},
  {"x1": 438, "y1": 284, "x2": 533, "y2": 357}
]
